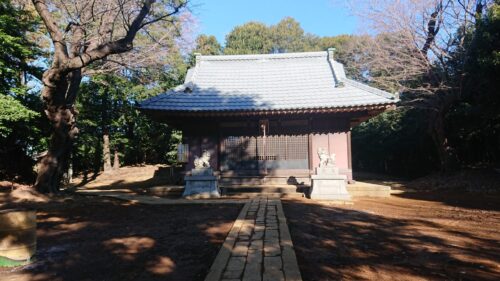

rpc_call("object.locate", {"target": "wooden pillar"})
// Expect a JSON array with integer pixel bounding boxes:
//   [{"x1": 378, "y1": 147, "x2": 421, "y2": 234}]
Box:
[
  {"x1": 259, "y1": 119, "x2": 268, "y2": 175},
  {"x1": 347, "y1": 130, "x2": 352, "y2": 171}
]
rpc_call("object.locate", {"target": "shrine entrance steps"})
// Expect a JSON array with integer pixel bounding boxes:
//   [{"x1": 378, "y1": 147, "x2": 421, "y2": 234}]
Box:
[
  {"x1": 219, "y1": 175, "x2": 311, "y2": 186},
  {"x1": 142, "y1": 180, "x2": 391, "y2": 199},
  {"x1": 220, "y1": 185, "x2": 308, "y2": 199}
]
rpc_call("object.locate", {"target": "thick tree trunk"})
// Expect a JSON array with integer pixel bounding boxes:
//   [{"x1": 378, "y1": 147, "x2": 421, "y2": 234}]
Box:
[
  {"x1": 103, "y1": 131, "x2": 112, "y2": 172},
  {"x1": 113, "y1": 150, "x2": 120, "y2": 170},
  {"x1": 30, "y1": 0, "x2": 177, "y2": 193},
  {"x1": 35, "y1": 134, "x2": 72, "y2": 193},
  {"x1": 34, "y1": 68, "x2": 81, "y2": 193}
]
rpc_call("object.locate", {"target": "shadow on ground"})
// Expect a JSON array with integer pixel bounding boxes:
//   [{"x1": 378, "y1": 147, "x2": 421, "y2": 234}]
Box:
[
  {"x1": 1, "y1": 196, "x2": 242, "y2": 281},
  {"x1": 283, "y1": 195, "x2": 500, "y2": 281},
  {"x1": 393, "y1": 191, "x2": 500, "y2": 211},
  {"x1": 70, "y1": 165, "x2": 184, "y2": 195}
]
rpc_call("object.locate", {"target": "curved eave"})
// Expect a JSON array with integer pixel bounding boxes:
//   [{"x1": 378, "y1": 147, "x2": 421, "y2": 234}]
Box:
[{"x1": 138, "y1": 102, "x2": 397, "y2": 118}]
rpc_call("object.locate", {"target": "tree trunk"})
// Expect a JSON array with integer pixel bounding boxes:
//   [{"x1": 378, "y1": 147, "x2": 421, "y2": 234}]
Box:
[
  {"x1": 113, "y1": 150, "x2": 120, "y2": 170},
  {"x1": 30, "y1": 0, "x2": 166, "y2": 193},
  {"x1": 426, "y1": 91, "x2": 461, "y2": 173},
  {"x1": 103, "y1": 131, "x2": 112, "y2": 172},
  {"x1": 34, "y1": 67, "x2": 81, "y2": 193},
  {"x1": 429, "y1": 111, "x2": 451, "y2": 172}
]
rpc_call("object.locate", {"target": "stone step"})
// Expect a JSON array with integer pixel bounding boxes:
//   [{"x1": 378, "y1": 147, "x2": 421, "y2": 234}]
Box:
[
  {"x1": 221, "y1": 192, "x2": 304, "y2": 199},
  {"x1": 346, "y1": 182, "x2": 391, "y2": 197},
  {"x1": 220, "y1": 176, "x2": 311, "y2": 186},
  {"x1": 221, "y1": 185, "x2": 308, "y2": 199},
  {"x1": 146, "y1": 186, "x2": 184, "y2": 198},
  {"x1": 221, "y1": 185, "x2": 309, "y2": 194},
  {"x1": 145, "y1": 183, "x2": 391, "y2": 198}
]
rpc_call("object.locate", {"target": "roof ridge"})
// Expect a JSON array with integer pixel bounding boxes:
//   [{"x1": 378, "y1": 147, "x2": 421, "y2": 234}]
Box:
[
  {"x1": 198, "y1": 51, "x2": 327, "y2": 61},
  {"x1": 341, "y1": 78, "x2": 397, "y2": 100}
]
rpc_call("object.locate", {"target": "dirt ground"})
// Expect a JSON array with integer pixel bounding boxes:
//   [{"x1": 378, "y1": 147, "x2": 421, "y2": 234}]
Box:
[
  {"x1": 69, "y1": 164, "x2": 182, "y2": 193},
  {"x1": 283, "y1": 191, "x2": 500, "y2": 281},
  {"x1": 1, "y1": 196, "x2": 242, "y2": 281}
]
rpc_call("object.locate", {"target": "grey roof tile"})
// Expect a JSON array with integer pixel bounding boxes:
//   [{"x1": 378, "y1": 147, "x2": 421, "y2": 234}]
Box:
[{"x1": 139, "y1": 51, "x2": 398, "y2": 112}]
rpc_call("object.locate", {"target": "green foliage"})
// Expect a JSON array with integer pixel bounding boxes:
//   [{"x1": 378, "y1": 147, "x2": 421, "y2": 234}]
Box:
[
  {"x1": 223, "y1": 17, "x2": 353, "y2": 55},
  {"x1": 315, "y1": 35, "x2": 353, "y2": 52},
  {"x1": 0, "y1": 0, "x2": 46, "y2": 182},
  {"x1": 73, "y1": 70, "x2": 185, "y2": 174},
  {"x1": 0, "y1": 93, "x2": 38, "y2": 137},
  {"x1": 444, "y1": 2, "x2": 500, "y2": 166},
  {"x1": 224, "y1": 22, "x2": 273, "y2": 54},
  {"x1": 0, "y1": 0, "x2": 41, "y2": 94},
  {"x1": 352, "y1": 108, "x2": 439, "y2": 178},
  {"x1": 353, "y1": 2, "x2": 500, "y2": 176},
  {"x1": 189, "y1": 34, "x2": 222, "y2": 65},
  {"x1": 194, "y1": 34, "x2": 222, "y2": 55},
  {"x1": 270, "y1": 17, "x2": 307, "y2": 53}
]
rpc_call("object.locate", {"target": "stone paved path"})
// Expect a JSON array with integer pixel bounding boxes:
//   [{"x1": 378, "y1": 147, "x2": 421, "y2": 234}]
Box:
[{"x1": 205, "y1": 197, "x2": 302, "y2": 281}]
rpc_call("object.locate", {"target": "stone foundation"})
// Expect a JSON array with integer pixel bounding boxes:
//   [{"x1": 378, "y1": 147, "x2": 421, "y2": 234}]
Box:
[
  {"x1": 310, "y1": 167, "x2": 351, "y2": 201},
  {"x1": 183, "y1": 168, "x2": 220, "y2": 199}
]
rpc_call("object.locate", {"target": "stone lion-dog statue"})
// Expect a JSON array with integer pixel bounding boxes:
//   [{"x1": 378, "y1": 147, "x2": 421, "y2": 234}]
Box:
[
  {"x1": 194, "y1": 150, "x2": 211, "y2": 168},
  {"x1": 317, "y1": 147, "x2": 336, "y2": 168}
]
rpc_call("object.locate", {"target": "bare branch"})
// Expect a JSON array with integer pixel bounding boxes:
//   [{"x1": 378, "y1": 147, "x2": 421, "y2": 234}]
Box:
[
  {"x1": 32, "y1": 0, "x2": 67, "y2": 64},
  {"x1": 62, "y1": 0, "x2": 154, "y2": 71}
]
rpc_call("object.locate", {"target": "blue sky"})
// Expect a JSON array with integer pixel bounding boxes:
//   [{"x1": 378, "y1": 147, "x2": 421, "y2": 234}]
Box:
[{"x1": 190, "y1": 0, "x2": 358, "y2": 45}]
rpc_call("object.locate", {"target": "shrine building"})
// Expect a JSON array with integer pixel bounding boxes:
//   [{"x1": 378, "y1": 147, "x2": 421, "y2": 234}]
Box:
[{"x1": 139, "y1": 49, "x2": 398, "y2": 186}]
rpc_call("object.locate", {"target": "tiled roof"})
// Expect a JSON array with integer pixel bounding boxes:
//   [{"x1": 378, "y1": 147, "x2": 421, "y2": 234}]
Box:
[{"x1": 139, "y1": 51, "x2": 397, "y2": 112}]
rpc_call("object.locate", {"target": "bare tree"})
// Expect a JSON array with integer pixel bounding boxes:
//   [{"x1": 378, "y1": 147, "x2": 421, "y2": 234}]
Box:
[
  {"x1": 344, "y1": 0, "x2": 492, "y2": 170},
  {"x1": 27, "y1": 0, "x2": 189, "y2": 193}
]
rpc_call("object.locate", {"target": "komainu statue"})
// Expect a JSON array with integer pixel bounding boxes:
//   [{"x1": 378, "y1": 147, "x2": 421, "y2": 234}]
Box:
[
  {"x1": 317, "y1": 147, "x2": 336, "y2": 167},
  {"x1": 194, "y1": 150, "x2": 211, "y2": 169}
]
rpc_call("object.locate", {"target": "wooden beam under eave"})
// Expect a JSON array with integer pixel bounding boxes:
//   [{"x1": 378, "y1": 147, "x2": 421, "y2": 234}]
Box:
[{"x1": 349, "y1": 105, "x2": 396, "y2": 127}]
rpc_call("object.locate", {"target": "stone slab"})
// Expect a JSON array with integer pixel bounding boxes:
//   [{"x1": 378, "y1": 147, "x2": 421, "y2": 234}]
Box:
[
  {"x1": 226, "y1": 256, "x2": 246, "y2": 271},
  {"x1": 205, "y1": 202, "x2": 250, "y2": 281},
  {"x1": 264, "y1": 256, "x2": 282, "y2": 270},
  {"x1": 205, "y1": 197, "x2": 302, "y2": 281},
  {"x1": 276, "y1": 200, "x2": 303, "y2": 281},
  {"x1": 222, "y1": 270, "x2": 242, "y2": 279},
  {"x1": 232, "y1": 241, "x2": 249, "y2": 256},
  {"x1": 264, "y1": 240, "x2": 281, "y2": 257}
]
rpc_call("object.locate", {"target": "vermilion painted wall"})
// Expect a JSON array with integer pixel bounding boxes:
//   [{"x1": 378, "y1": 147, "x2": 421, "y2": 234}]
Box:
[
  {"x1": 310, "y1": 132, "x2": 352, "y2": 180},
  {"x1": 310, "y1": 117, "x2": 352, "y2": 181}
]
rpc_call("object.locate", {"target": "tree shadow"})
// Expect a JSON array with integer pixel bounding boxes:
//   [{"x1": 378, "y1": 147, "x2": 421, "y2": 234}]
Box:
[
  {"x1": 1, "y1": 197, "x2": 243, "y2": 281},
  {"x1": 353, "y1": 171, "x2": 500, "y2": 212},
  {"x1": 283, "y1": 199, "x2": 500, "y2": 281},
  {"x1": 70, "y1": 165, "x2": 184, "y2": 196},
  {"x1": 393, "y1": 191, "x2": 500, "y2": 212}
]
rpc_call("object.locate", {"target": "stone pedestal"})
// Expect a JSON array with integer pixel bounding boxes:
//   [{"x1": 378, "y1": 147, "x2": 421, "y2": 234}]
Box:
[
  {"x1": 183, "y1": 168, "x2": 220, "y2": 199},
  {"x1": 310, "y1": 167, "x2": 351, "y2": 201}
]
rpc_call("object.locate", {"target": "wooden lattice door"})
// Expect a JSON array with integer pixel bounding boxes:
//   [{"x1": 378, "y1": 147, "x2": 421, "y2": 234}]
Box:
[{"x1": 220, "y1": 134, "x2": 309, "y2": 173}]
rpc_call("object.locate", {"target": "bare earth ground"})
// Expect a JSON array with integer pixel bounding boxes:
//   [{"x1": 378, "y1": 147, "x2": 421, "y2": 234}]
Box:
[
  {"x1": 283, "y1": 192, "x2": 500, "y2": 281},
  {"x1": 0, "y1": 195, "x2": 242, "y2": 281},
  {"x1": 2, "y1": 166, "x2": 500, "y2": 280},
  {"x1": 69, "y1": 164, "x2": 181, "y2": 194}
]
